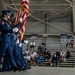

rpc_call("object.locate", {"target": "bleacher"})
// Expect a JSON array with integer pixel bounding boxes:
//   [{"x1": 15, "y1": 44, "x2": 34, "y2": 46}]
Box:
[{"x1": 58, "y1": 50, "x2": 75, "y2": 68}]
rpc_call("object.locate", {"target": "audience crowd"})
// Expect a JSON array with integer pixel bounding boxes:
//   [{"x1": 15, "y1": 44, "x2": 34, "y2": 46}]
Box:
[{"x1": 23, "y1": 42, "x2": 71, "y2": 67}]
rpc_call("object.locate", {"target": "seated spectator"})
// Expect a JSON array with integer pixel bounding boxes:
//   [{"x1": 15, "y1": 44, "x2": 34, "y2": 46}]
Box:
[
  {"x1": 25, "y1": 53, "x2": 31, "y2": 65},
  {"x1": 60, "y1": 51, "x2": 66, "y2": 62},
  {"x1": 48, "y1": 58, "x2": 52, "y2": 66},
  {"x1": 30, "y1": 52, "x2": 35, "y2": 64},
  {"x1": 61, "y1": 51, "x2": 65, "y2": 57},
  {"x1": 69, "y1": 40, "x2": 74, "y2": 48},
  {"x1": 31, "y1": 52, "x2": 35, "y2": 59},
  {"x1": 36, "y1": 54, "x2": 42, "y2": 66},
  {"x1": 41, "y1": 45, "x2": 47, "y2": 53},
  {"x1": 38, "y1": 45, "x2": 42, "y2": 53},
  {"x1": 33, "y1": 50, "x2": 37, "y2": 57},
  {"x1": 62, "y1": 57, "x2": 66, "y2": 62},
  {"x1": 47, "y1": 51, "x2": 51, "y2": 60},
  {"x1": 30, "y1": 40, "x2": 36, "y2": 50},
  {"x1": 56, "y1": 50, "x2": 60, "y2": 60},
  {"x1": 66, "y1": 49, "x2": 71, "y2": 59},
  {"x1": 25, "y1": 49, "x2": 30, "y2": 55},
  {"x1": 30, "y1": 50, "x2": 37, "y2": 61},
  {"x1": 52, "y1": 53, "x2": 58, "y2": 67},
  {"x1": 44, "y1": 50, "x2": 49, "y2": 60}
]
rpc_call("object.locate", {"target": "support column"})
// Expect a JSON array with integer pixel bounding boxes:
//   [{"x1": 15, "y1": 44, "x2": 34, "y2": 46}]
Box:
[
  {"x1": 73, "y1": 0, "x2": 75, "y2": 33},
  {"x1": 73, "y1": 0, "x2": 75, "y2": 48},
  {"x1": 45, "y1": 13, "x2": 48, "y2": 34},
  {"x1": 44, "y1": 13, "x2": 48, "y2": 45}
]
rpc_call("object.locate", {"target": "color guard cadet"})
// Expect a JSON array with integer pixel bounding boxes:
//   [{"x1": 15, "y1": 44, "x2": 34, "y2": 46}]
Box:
[{"x1": 0, "y1": 10, "x2": 19, "y2": 70}]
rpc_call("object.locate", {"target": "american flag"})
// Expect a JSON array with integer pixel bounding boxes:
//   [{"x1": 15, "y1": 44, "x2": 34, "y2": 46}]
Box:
[{"x1": 16, "y1": 0, "x2": 29, "y2": 41}]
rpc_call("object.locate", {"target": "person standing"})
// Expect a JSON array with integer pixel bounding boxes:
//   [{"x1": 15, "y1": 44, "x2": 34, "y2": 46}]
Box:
[{"x1": 0, "y1": 10, "x2": 18, "y2": 70}]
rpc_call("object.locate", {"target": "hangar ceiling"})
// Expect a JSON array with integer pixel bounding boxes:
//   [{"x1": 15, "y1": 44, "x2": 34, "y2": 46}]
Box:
[
  {"x1": 0, "y1": 0, "x2": 73, "y2": 22},
  {"x1": 0, "y1": 0, "x2": 75, "y2": 36}
]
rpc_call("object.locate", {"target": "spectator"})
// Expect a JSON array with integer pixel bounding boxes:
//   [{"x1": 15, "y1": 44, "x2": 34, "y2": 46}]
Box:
[
  {"x1": 38, "y1": 45, "x2": 42, "y2": 53},
  {"x1": 47, "y1": 51, "x2": 51, "y2": 59},
  {"x1": 56, "y1": 50, "x2": 60, "y2": 60},
  {"x1": 41, "y1": 45, "x2": 47, "y2": 53},
  {"x1": 52, "y1": 53, "x2": 58, "y2": 67},
  {"x1": 25, "y1": 49, "x2": 30, "y2": 55},
  {"x1": 33, "y1": 50, "x2": 37, "y2": 57},
  {"x1": 30, "y1": 52, "x2": 35, "y2": 64},
  {"x1": 60, "y1": 51, "x2": 66, "y2": 62},
  {"x1": 25, "y1": 53, "x2": 31, "y2": 65},
  {"x1": 30, "y1": 40, "x2": 36, "y2": 50},
  {"x1": 36, "y1": 54, "x2": 42, "y2": 66},
  {"x1": 69, "y1": 40, "x2": 74, "y2": 48},
  {"x1": 44, "y1": 50, "x2": 49, "y2": 60},
  {"x1": 61, "y1": 51, "x2": 65, "y2": 57},
  {"x1": 66, "y1": 49, "x2": 71, "y2": 59}
]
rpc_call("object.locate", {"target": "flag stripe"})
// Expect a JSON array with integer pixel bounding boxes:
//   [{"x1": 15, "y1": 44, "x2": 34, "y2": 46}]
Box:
[{"x1": 15, "y1": 0, "x2": 29, "y2": 41}]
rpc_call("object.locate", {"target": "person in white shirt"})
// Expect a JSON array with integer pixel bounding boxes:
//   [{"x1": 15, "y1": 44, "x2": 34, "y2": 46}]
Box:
[
  {"x1": 31, "y1": 52, "x2": 35, "y2": 58},
  {"x1": 25, "y1": 49, "x2": 30, "y2": 55},
  {"x1": 60, "y1": 51, "x2": 66, "y2": 62},
  {"x1": 61, "y1": 51, "x2": 65, "y2": 57},
  {"x1": 33, "y1": 51, "x2": 37, "y2": 57},
  {"x1": 25, "y1": 53, "x2": 31, "y2": 65},
  {"x1": 30, "y1": 40, "x2": 36, "y2": 50}
]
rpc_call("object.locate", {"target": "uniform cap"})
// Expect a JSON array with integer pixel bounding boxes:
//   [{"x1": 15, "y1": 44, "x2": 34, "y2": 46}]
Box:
[{"x1": 1, "y1": 10, "x2": 12, "y2": 16}]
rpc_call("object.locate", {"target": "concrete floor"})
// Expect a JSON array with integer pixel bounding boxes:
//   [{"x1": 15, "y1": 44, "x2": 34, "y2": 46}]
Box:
[{"x1": 0, "y1": 67, "x2": 75, "y2": 75}]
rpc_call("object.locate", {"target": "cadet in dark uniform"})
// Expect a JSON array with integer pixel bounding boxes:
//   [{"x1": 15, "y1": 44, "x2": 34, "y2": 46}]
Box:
[
  {"x1": 1, "y1": 12, "x2": 22, "y2": 71},
  {"x1": 0, "y1": 18, "x2": 2, "y2": 48},
  {"x1": 0, "y1": 10, "x2": 19, "y2": 71},
  {"x1": 0, "y1": 33, "x2": 2, "y2": 48}
]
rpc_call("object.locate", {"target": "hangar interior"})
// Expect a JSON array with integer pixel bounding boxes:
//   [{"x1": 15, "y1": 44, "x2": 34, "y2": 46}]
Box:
[{"x1": 0, "y1": 0, "x2": 75, "y2": 53}]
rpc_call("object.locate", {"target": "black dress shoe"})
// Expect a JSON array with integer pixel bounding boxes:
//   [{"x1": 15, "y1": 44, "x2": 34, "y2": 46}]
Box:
[
  {"x1": 22, "y1": 67, "x2": 28, "y2": 71},
  {"x1": 18, "y1": 68, "x2": 23, "y2": 72},
  {"x1": 0, "y1": 68, "x2": 5, "y2": 72},
  {"x1": 5, "y1": 69, "x2": 11, "y2": 72},
  {"x1": 27, "y1": 66, "x2": 31, "y2": 69},
  {"x1": 13, "y1": 66, "x2": 20, "y2": 72}
]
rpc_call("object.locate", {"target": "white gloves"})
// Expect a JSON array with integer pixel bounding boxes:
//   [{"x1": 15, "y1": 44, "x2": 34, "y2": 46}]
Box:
[
  {"x1": 15, "y1": 39, "x2": 19, "y2": 44},
  {"x1": 13, "y1": 27, "x2": 19, "y2": 33},
  {"x1": 19, "y1": 43, "x2": 22, "y2": 47},
  {"x1": 24, "y1": 40, "x2": 28, "y2": 44},
  {"x1": 20, "y1": 18, "x2": 22, "y2": 23}
]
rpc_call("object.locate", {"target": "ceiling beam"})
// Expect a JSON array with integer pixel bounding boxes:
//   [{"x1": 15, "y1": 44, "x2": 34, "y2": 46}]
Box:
[
  {"x1": 29, "y1": 9, "x2": 69, "y2": 11},
  {"x1": 8, "y1": 3, "x2": 70, "y2": 6},
  {"x1": 7, "y1": 5, "x2": 17, "y2": 11},
  {"x1": 66, "y1": 0, "x2": 73, "y2": 7},
  {"x1": 30, "y1": 0, "x2": 35, "y2": 4},
  {"x1": 66, "y1": 0, "x2": 73, "y2": 4},
  {"x1": 7, "y1": 5, "x2": 72, "y2": 34},
  {"x1": 10, "y1": 0, "x2": 18, "y2": 10},
  {"x1": 41, "y1": 0, "x2": 49, "y2": 3},
  {"x1": 28, "y1": 14, "x2": 73, "y2": 34}
]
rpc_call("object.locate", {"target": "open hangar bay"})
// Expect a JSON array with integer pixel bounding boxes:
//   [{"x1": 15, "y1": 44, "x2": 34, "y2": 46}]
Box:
[
  {"x1": 0, "y1": 0, "x2": 74, "y2": 50},
  {"x1": 0, "y1": 0, "x2": 75, "y2": 75}
]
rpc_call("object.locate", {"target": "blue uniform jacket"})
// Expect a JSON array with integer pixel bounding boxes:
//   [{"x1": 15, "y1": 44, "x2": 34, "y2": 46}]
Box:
[{"x1": 0, "y1": 20, "x2": 13, "y2": 43}]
